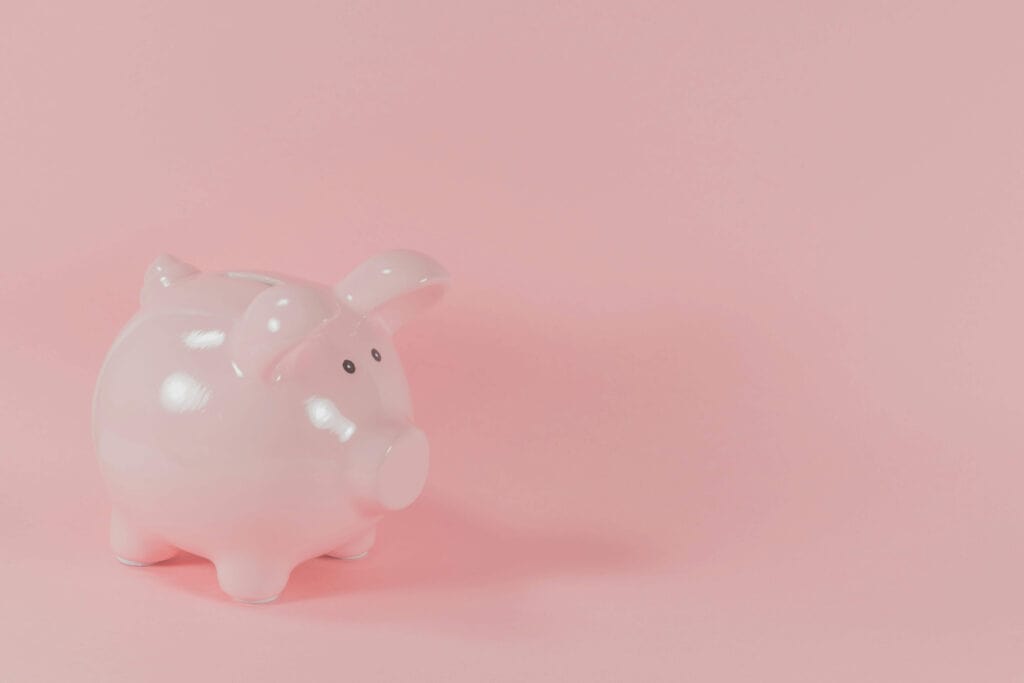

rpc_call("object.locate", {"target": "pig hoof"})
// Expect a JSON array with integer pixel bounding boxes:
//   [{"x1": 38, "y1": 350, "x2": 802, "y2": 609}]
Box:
[
  {"x1": 325, "y1": 527, "x2": 376, "y2": 560},
  {"x1": 117, "y1": 556, "x2": 158, "y2": 567},
  {"x1": 215, "y1": 559, "x2": 292, "y2": 604},
  {"x1": 234, "y1": 594, "x2": 280, "y2": 605},
  {"x1": 339, "y1": 551, "x2": 368, "y2": 561}
]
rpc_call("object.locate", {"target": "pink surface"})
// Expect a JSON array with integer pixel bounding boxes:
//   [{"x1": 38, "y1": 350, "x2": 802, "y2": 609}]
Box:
[{"x1": 1, "y1": 1, "x2": 1022, "y2": 680}]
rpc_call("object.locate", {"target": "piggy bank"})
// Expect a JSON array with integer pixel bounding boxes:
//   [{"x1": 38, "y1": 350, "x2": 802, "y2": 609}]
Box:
[{"x1": 93, "y1": 250, "x2": 448, "y2": 603}]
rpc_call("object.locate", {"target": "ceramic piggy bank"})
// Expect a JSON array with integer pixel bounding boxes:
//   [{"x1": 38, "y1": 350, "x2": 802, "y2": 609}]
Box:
[{"x1": 93, "y1": 250, "x2": 448, "y2": 603}]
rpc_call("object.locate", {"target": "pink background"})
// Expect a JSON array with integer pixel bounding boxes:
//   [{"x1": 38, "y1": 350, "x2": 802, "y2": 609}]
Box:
[{"x1": 2, "y1": 1, "x2": 1022, "y2": 680}]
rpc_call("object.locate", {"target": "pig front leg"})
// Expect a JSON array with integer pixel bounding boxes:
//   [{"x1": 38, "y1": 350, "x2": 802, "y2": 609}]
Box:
[
  {"x1": 325, "y1": 526, "x2": 376, "y2": 560},
  {"x1": 110, "y1": 510, "x2": 178, "y2": 566},
  {"x1": 214, "y1": 556, "x2": 295, "y2": 604}
]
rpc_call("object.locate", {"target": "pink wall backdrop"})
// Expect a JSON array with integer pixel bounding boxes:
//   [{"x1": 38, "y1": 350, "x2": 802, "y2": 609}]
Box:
[{"x1": 2, "y1": 1, "x2": 1023, "y2": 680}]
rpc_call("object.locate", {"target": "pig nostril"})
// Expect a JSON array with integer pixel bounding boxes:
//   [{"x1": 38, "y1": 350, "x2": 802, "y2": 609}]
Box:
[{"x1": 375, "y1": 429, "x2": 429, "y2": 511}]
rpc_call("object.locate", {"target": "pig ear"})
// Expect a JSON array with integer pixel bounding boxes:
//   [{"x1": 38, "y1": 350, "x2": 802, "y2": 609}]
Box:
[
  {"x1": 141, "y1": 254, "x2": 199, "y2": 306},
  {"x1": 333, "y1": 250, "x2": 449, "y2": 332},
  {"x1": 230, "y1": 284, "x2": 337, "y2": 380}
]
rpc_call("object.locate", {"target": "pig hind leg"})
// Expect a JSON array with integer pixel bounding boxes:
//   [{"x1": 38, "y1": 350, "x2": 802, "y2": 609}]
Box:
[{"x1": 110, "y1": 510, "x2": 178, "y2": 566}]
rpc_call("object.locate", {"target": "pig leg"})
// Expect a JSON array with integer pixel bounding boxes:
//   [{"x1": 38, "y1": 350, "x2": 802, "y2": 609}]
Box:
[
  {"x1": 325, "y1": 526, "x2": 376, "y2": 560},
  {"x1": 110, "y1": 511, "x2": 177, "y2": 566},
  {"x1": 214, "y1": 557, "x2": 294, "y2": 604}
]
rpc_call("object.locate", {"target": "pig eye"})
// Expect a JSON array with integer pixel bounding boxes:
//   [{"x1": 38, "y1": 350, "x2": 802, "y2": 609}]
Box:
[
  {"x1": 371, "y1": 348, "x2": 382, "y2": 362},
  {"x1": 342, "y1": 359, "x2": 356, "y2": 374}
]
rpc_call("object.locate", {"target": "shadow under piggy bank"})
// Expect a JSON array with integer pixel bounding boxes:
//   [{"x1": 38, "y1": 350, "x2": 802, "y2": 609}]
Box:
[
  {"x1": 140, "y1": 496, "x2": 652, "y2": 634},
  {"x1": 292, "y1": 494, "x2": 649, "y2": 593}
]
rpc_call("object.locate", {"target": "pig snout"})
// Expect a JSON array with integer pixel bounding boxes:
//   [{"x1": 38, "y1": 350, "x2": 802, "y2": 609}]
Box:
[
  {"x1": 375, "y1": 427, "x2": 429, "y2": 510},
  {"x1": 349, "y1": 425, "x2": 430, "y2": 511}
]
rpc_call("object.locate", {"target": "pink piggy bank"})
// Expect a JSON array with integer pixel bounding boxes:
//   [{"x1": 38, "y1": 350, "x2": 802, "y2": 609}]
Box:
[{"x1": 93, "y1": 250, "x2": 448, "y2": 603}]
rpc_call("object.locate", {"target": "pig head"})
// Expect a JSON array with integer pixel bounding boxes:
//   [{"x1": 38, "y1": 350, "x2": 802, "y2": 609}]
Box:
[{"x1": 220, "y1": 249, "x2": 450, "y2": 512}]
